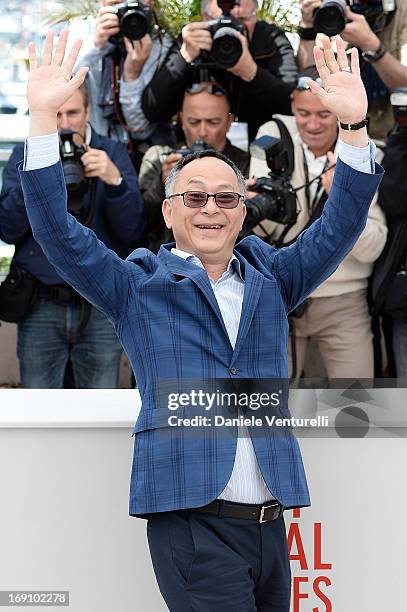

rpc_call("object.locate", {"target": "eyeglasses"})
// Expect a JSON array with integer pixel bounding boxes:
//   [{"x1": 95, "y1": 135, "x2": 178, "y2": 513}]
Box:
[
  {"x1": 185, "y1": 83, "x2": 227, "y2": 97},
  {"x1": 296, "y1": 76, "x2": 324, "y2": 91},
  {"x1": 168, "y1": 191, "x2": 243, "y2": 209}
]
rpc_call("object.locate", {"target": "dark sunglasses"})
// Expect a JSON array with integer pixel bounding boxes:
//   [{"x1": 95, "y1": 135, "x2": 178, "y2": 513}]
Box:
[
  {"x1": 185, "y1": 83, "x2": 227, "y2": 97},
  {"x1": 168, "y1": 191, "x2": 243, "y2": 209}
]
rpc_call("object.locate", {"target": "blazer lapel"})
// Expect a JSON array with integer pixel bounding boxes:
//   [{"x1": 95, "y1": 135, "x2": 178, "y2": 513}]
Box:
[
  {"x1": 158, "y1": 245, "x2": 230, "y2": 340},
  {"x1": 231, "y1": 253, "x2": 264, "y2": 361}
]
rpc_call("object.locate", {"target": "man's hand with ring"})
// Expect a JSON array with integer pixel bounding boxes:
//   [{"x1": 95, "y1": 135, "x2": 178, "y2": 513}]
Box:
[{"x1": 307, "y1": 36, "x2": 367, "y2": 125}]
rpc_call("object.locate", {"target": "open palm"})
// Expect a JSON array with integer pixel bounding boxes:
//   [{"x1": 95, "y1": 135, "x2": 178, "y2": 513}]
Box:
[
  {"x1": 27, "y1": 31, "x2": 89, "y2": 115},
  {"x1": 308, "y1": 36, "x2": 368, "y2": 125}
]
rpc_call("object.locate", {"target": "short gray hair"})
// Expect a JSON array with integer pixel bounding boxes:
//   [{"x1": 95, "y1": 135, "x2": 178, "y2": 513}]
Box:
[{"x1": 164, "y1": 150, "x2": 246, "y2": 199}]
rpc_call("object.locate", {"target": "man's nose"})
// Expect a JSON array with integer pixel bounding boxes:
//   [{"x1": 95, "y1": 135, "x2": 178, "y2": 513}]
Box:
[
  {"x1": 58, "y1": 115, "x2": 70, "y2": 130},
  {"x1": 202, "y1": 195, "x2": 220, "y2": 213},
  {"x1": 198, "y1": 122, "x2": 208, "y2": 139},
  {"x1": 307, "y1": 116, "x2": 320, "y2": 130}
]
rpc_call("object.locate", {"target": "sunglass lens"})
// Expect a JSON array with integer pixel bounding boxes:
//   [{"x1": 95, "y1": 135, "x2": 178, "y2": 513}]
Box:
[
  {"x1": 216, "y1": 193, "x2": 239, "y2": 208},
  {"x1": 184, "y1": 191, "x2": 208, "y2": 207}
]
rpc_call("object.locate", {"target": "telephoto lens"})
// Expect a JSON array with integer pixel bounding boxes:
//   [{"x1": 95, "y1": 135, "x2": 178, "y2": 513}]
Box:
[
  {"x1": 313, "y1": 0, "x2": 347, "y2": 36},
  {"x1": 114, "y1": 2, "x2": 153, "y2": 41}
]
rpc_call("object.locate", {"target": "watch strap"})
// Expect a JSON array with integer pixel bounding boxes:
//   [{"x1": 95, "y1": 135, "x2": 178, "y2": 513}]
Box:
[
  {"x1": 339, "y1": 118, "x2": 369, "y2": 131},
  {"x1": 361, "y1": 42, "x2": 387, "y2": 63},
  {"x1": 297, "y1": 25, "x2": 317, "y2": 40}
]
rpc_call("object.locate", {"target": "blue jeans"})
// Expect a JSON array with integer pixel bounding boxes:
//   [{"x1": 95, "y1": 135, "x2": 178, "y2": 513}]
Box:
[{"x1": 17, "y1": 302, "x2": 122, "y2": 388}]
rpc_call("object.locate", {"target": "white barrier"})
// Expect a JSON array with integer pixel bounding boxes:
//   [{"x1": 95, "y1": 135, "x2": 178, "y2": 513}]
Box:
[{"x1": 0, "y1": 390, "x2": 405, "y2": 611}]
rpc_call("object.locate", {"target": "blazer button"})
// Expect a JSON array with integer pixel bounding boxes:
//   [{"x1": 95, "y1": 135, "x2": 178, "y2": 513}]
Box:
[{"x1": 229, "y1": 367, "x2": 238, "y2": 375}]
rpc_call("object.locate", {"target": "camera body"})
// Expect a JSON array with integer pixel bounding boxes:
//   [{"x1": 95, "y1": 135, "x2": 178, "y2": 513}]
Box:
[
  {"x1": 110, "y1": 1, "x2": 153, "y2": 43},
  {"x1": 172, "y1": 140, "x2": 211, "y2": 157},
  {"x1": 198, "y1": 0, "x2": 245, "y2": 69},
  {"x1": 59, "y1": 130, "x2": 90, "y2": 219},
  {"x1": 59, "y1": 130, "x2": 87, "y2": 192},
  {"x1": 313, "y1": 0, "x2": 395, "y2": 37},
  {"x1": 243, "y1": 135, "x2": 297, "y2": 234}
]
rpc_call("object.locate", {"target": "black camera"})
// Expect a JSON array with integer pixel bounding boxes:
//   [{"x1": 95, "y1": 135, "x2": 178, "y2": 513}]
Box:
[
  {"x1": 313, "y1": 0, "x2": 395, "y2": 37},
  {"x1": 243, "y1": 135, "x2": 297, "y2": 233},
  {"x1": 173, "y1": 140, "x2": 211, "y2": 157},
  {"x1": 200, "y1": 0, "x2": 245, "y2": 69},
  {"x1": 110, "y1": 1, "x2": 153, "y2": 43},
  {"x1": 59, "y1": 130, "x2": 87, "y2": 192}
]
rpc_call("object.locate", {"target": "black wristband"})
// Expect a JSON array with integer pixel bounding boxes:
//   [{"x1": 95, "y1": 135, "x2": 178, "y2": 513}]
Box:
[
  {"x1": 361, "y1": 42, "x2": 387, "y2": 64},
  {"x1": 339, "y1": 118, "x2": 369, "y2": 131},
  {"x1": 297, "y1": 25, "x2": 317, "y2": 40}
]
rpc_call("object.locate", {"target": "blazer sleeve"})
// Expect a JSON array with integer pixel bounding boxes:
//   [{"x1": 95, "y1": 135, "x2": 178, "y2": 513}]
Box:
[
  {"x1": 19, "y1": 161, "x2": 136, "y2": 324},
  {"x1": 0, "y1": 145, "x2": 32, "y2": 244},
  {"x1": 242, "y1": 158, "x2": 384, "y2": 313}
]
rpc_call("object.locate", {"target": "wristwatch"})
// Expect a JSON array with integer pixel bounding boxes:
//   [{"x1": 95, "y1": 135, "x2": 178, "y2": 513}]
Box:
[
  {"x1": 361, "y1": 42, "x2": 387, "y2": 63},
  {"x1": 297, "y1": 25, "x2": 317, "y2": 40},
  {"x1": 111, "y1": 176, "x2": 123, "y2": 186},
  {"x1": 339, "y1": 118, "x2": 369, "y2": 131}
]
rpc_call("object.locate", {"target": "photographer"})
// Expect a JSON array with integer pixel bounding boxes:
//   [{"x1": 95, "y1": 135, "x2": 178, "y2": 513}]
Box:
[
  {"x1": 76, "y1": 0, "x2": 175, "y2": 168},
  {"x1": 249, "y1": 68, "x2": 387, "y2": 380},
  {"x1": 297, "y1": 0, "x2": 407, "y2": 140},
  {"x1": 0, "y1": 82, "x2": 144, "y2": 388},
  {"x1": 372, "y1": 99, "x2": 407, "y2": 382},
  {"x1": 141, "y1": 0, "x2": 298, "y2": 141},
  {"x1": 138, "y1": 81, "x2": 249, "y2": 252}
]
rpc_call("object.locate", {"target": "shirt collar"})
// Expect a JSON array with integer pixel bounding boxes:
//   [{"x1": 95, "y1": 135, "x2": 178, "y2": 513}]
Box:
[
  {"x1": 171, "y1": 247, "x2": 243, "y2": 280},
  {"x1": 85, "y1": 123, "x2": 92, "y2": 146}
]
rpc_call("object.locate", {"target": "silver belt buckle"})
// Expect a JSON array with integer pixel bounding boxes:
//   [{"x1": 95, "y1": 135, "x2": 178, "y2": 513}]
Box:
[{"x1": 259, "y1": 503, "x2": 278, "y2": 523}]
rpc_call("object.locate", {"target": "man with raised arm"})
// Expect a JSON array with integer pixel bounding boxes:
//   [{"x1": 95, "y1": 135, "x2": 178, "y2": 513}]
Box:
[{"x1": 20, "y1": 31, "x2": 382, "y2": 612}]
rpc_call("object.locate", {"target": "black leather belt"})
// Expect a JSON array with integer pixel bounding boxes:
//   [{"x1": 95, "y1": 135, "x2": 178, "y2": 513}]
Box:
[
  {"x1": 191, "y1": 499, "x2": 284, "y2": 523},
  {"x1": 36, "y1": 284, "x2": 83, "y2": 305}
]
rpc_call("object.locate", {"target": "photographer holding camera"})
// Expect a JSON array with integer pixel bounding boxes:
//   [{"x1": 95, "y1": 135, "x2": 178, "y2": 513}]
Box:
[
  {"x1": 141, "y1": 0, "x2": 298, "y2": 141},
  {"x1": 371, "y1": 90, "x2": 407, "y2": 381},
  {"x1": 76, "y1": 0, "x2": 175, "y2": 169},
  {"x1": 138, "y1": 81, "x2": 249, "y2": 252},
  {"x1": 297, "y1": 0, "x2": 407, "y2": 140},
  {"x1": 0, "y1": 81, "x2": 144, "y2": 388},
  {"x1": 249, "y1": 67, "x2": 387, "y2": 380}
]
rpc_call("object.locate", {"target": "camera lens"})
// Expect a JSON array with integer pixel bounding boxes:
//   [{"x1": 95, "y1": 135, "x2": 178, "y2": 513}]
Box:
[
  {"x1": 211, "y1": 27, "x2": 243, "y2": 68},
  {"x1": 313, "y1": 0, "x2": 346, "y2": 36},
  {"x1": 120, "y1": 8, "x2": 151, "y2": 40},
  {"x1": 63, "y1": 160, "x2": 85, "y2": 191}
]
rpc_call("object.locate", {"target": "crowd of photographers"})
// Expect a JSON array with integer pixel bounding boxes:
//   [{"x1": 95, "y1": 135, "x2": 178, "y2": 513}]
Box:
[{"x1": 1, "y1": 0, "x2": 407, "y2": 387}]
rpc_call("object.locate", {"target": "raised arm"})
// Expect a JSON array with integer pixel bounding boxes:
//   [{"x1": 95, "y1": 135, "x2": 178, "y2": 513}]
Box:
[
  {"x1": 22, "y1": 31, "x2": 134, "y2": 323},
  {"x1": 241, "y1": 36, "x2": 383, "y2": 312}
]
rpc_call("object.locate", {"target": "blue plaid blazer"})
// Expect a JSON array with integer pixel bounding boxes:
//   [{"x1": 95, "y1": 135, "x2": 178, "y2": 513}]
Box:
[{"x1": 19, "y1": 159, "x2": 383, "y2": 515}]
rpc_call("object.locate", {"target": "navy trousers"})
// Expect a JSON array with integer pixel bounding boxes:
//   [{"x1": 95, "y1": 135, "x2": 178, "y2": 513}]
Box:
[{"x1": 147, "y1": 507, "x2": 291, "y2": 611}]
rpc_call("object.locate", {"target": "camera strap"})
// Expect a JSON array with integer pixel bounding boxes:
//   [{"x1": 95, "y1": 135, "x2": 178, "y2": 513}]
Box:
[
  {"x1": 111, "y1": 48, "x2": 136, "y2": 158},
  {"x1": 302, "y1": 149, "x2": 328, "y2": 214},
  {"x1": 267, "y1": 117, "x2": 295, "y2": 176}
]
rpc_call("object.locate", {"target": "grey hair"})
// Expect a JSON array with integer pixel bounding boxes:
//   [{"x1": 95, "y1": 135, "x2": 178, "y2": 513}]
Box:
[{"x1": 164, "y1": 150, "x2": 246, "y2": 200}]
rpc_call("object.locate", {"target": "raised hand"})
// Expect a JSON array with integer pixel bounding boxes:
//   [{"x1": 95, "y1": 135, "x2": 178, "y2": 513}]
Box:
[
  {"x1": 123, "y1": 34, "x2": 153, "y2": 81},
  {"x1": 307, "y1": 36, "x2": 367, "y2": 125},
  {"x1": 27, "y1": 31, "x2": 89, "y2": 136}
]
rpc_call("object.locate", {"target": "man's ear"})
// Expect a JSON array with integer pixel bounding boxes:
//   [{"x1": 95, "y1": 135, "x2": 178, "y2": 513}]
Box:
[
  {"x1": 84, "y1": 104, "x2": 91, "y2": 124},
  {"x1": 227, "y1": 112, "x2": 235, "y2": 131},
  {"x1": 290, "y1": 94, "x2": 295, "y2": 115},
  {"x1": 241, "y1": 202, "x2": 247, "y2": 229},
  {"x1": 162, "y1": 198, "x2": 173, "y2": 229}
]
